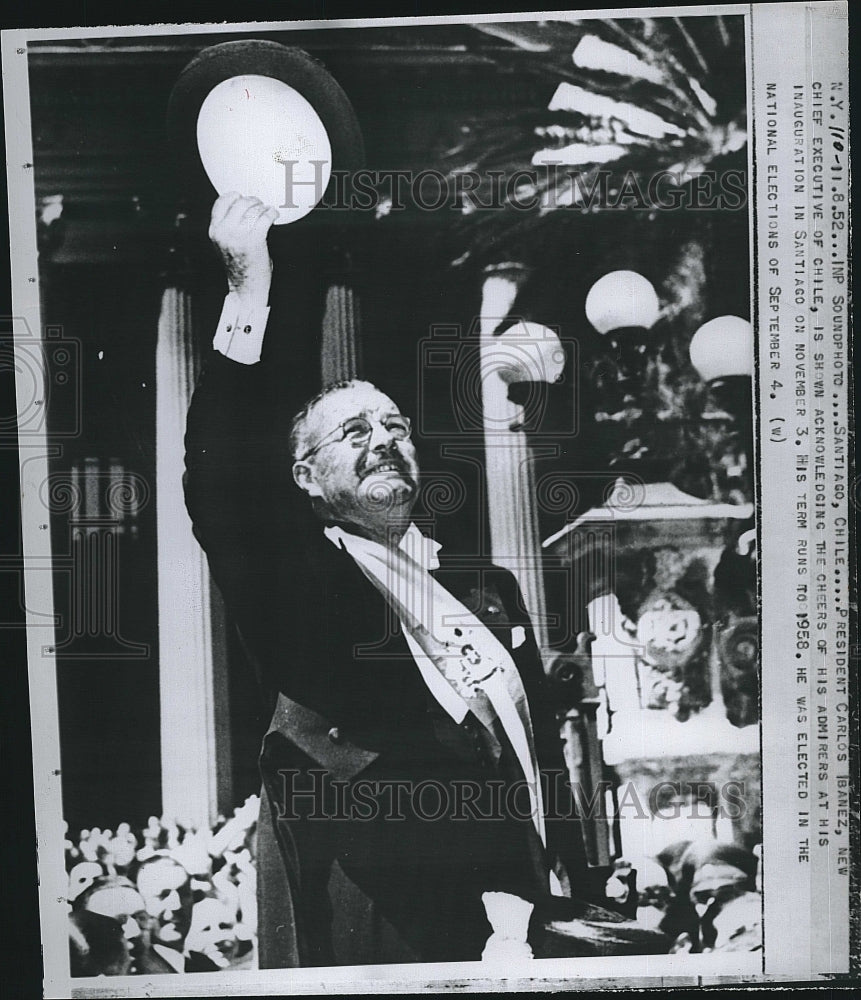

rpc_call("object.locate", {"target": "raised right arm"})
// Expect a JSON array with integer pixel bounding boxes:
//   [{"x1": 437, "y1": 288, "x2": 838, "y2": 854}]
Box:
[
  {"x1": 184, "y1": 192, "x2": 278, "y2": 549},
  {"x1": 184, "y1": 195, "x2": 305, "y2": 672}
]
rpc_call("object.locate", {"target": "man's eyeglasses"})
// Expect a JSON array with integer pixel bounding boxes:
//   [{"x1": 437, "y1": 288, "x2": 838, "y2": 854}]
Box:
[{"x1": 298, "y1": 414, "x2": 412, "y2": 462}]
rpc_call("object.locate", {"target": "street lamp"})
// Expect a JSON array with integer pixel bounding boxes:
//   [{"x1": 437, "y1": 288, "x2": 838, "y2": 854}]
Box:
[
  {"x1": 689, "y1": 315, "x2": 753, "y2": 417},
  {"x1": 690, "y1": 315, "x2": 754, "y2": 504},
  {"x1": 585, "y1": 269, "x2": 660, "y2": 336},
  {"x1": 584, "y1": 269, "x2": 662, "y2": 427},
  {"x1": 689, "y1": 314, "x2": 752, "y2": 381}
]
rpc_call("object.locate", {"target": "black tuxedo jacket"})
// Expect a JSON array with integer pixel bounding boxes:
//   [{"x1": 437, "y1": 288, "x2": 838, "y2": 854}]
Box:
[{"x1": 184, "y1": 351, "x2": 587, "y2": 964}]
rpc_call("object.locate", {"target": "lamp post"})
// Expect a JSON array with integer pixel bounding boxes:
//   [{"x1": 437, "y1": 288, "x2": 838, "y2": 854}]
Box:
[
  {"x1": 689, "y1": 315, "x2": 754, "y2": 503},
  {"x1": 584, "y1": 269, "x2": 671, "y2": 484},
  {"x1": 584, "y1": 269, "x2": 661, "y2": 408},
  {"x1": 689, "y1": 315, "x2": 756, "y2": 728}
]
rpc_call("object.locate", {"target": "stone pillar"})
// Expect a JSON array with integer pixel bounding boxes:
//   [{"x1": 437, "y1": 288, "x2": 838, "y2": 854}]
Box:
[
  {"x1": 155, "y1": 284, "x2": 231, "y2": 828},
  {"x1": 320, "y1": 261, "x2": 361, "y2": 385},
  {"x1": 479, "y1": 263, "x2": 564, "y2": 664}
]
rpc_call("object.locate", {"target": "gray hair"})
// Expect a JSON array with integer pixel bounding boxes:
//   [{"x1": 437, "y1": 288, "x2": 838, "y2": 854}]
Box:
[{"x1": 289, "y1": 379, "x2": 381, "y2": 460}]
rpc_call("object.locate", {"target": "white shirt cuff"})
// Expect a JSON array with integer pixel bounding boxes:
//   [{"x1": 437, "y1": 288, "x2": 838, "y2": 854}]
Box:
[{"x1": 212, "y1": 292, "x2": 270, "y2": 365}]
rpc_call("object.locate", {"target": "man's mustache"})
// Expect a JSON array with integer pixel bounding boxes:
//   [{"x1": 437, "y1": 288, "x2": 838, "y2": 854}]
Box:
[{"x1": 357, "y1": 449, "x2": 415, "y2": 483}]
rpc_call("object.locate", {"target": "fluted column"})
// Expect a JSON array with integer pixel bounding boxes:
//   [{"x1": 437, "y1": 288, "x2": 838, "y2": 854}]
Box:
[
  {"x1": 155, "y1": 285, "x2": 230, "y2": 828},
  {"x1": 321, "y1": 273, "x2": 361, "y2": 386},
  {"x1": 479, "y1": 264, "x2": 564, "y2": 664}
]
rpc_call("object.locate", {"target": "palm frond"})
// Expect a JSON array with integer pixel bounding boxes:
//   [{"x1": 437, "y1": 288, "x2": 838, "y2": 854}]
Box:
[{"x1": 422, "y1": 15, "x2": 747, "y2": 266}]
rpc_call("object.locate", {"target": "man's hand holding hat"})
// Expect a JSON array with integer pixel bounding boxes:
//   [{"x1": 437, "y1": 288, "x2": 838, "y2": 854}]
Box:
[{"x1": 209, "y1": 193, "x2": 278, "y2": 308}]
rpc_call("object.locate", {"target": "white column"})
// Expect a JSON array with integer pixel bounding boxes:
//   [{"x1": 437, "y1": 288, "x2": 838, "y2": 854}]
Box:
[
  {"x1": 321, "y1": 281, "x2": 361, "y2": 385},
  {"x1": 155, "y1": 285, "x2": 230, "y2": 829},
  {"x1": 479, "y1": 265, "x2": 564, "y2": 663}
]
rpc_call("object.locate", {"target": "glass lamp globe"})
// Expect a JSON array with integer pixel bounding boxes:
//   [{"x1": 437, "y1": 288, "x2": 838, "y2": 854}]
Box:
[
  {"x1": 196, "y1": 74, "x2": 332, "y2": 225},
  {"x1": 689, "y1": 316, "x2": 753, "y2": 383},
  {"x1": 585, "y1": 270, "x2": 660, "y2": 334}
]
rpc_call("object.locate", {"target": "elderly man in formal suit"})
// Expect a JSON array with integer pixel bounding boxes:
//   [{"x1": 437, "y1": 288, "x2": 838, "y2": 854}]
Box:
[{"x1": 184, "y1": 193, "x2": 588, "y2": 968}]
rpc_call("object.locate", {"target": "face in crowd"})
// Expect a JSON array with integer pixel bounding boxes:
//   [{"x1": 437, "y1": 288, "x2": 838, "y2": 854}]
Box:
[
  {"x1": 184, "y1": 897, "x2": 240, "y2": 968},
  {"x1": 292, "y1": 382, "x2": 419, "y2": 537},
  {"x1": 135, "y1": 856, "x2": 194, "y2": 947},
  {"x1": 69, "y1": 910, "x2": 135, "y2": 977},
  {"x1": 74, "y1": 877, "x2": 150, "y2": 975}
]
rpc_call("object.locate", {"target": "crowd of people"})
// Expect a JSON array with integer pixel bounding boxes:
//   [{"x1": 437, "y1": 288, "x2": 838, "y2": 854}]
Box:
[
  {"x1": 66, "y1": 796, "x2": 259, "y2": 975},
  {"x1": 65, "y1": 786, "x2": 761, "y2": 976},
  {"x1": 640, "y1": 838, "x2": 762, "y2": 953}
]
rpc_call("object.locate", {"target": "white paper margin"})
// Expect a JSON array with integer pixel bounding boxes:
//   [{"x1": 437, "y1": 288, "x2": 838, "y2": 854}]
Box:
[{"x1": 2, "y1": 3, "x2": 852, "y2": 995}]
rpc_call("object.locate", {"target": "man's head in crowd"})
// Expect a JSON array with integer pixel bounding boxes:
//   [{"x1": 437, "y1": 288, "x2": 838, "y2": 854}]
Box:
[
  {"x1": 74, "y1": 875, "x2": 149, "y2": 975},
  {"x1": 69, "y1": 909, "x2": 134, "y2": 977},
  {"x1": 184, "y1": 896, "x2": 241, "y2": 968},
  {"x1": 655, "y1": 839, "x2": 760, "y2": 951},
  {"x1": 135, "y1": 855, "x2": 194, "y2": 948},
  {"x1": 290, "y1": 380, "x2": 419, "y2": 542},
  {"x1": 656, "y1": 839, "x2": 757, "y2": 896}
]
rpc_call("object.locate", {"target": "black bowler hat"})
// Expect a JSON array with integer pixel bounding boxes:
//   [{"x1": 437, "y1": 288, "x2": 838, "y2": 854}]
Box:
[{"x1": 166, "y1": 39, "x2": 364, "y2": 224}]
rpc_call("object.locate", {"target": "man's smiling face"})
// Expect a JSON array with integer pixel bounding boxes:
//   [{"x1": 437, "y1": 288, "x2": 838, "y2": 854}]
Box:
[{"x1": 292, "y1": 383, "x2": 419, "y2": 537}]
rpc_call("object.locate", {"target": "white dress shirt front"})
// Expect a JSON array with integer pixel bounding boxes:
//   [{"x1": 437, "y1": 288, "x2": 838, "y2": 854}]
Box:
[{"x1": 323, "y1": 522, "x2": 547, "y2": 847}]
